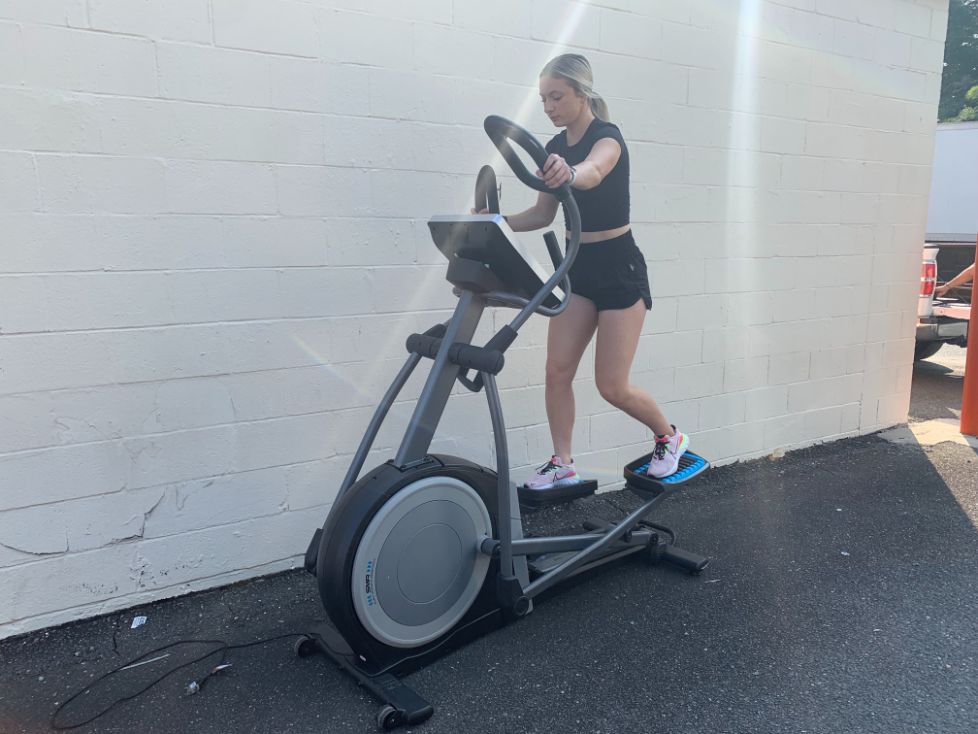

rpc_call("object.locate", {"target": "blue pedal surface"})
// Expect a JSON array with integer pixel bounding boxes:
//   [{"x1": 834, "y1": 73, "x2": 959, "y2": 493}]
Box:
[{"x1": 624, "y1": 451, "x2": 710, "y2": 493}]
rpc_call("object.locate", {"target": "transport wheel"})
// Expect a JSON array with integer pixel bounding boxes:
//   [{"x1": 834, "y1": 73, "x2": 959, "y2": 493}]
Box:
[
  {"x1": 377, "y1": 705, "x2": 400, "y2": 731},
  {"x1": 293, "y1": 635, "x2": 317, "y2": 658}
]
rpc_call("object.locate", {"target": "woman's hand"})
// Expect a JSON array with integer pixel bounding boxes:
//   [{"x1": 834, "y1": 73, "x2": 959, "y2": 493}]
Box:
[
  {"x1": 470, "y1": 207, "x2": 489, "y2": 214},
  {"x1": 537, "y1": 153, "x2": 574, "y2": 189}
]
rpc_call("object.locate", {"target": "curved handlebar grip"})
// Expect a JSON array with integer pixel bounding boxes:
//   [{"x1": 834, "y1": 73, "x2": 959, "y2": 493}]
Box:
[
  {"x1": 482, "y1": 114, "x2": 582, "y2": 332},
  {"x1": 484, "y1": 115, "x2": 572, "y2": 203},
  {"x1": 474, "y1": 165, "x2": 499, "y2": 213}
]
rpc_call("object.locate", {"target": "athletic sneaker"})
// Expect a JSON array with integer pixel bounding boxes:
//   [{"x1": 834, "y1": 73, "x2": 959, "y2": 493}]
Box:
[
  {"x1": 524, "y1": 455, "x2": 582, "y2": 490},
  {"x1": 646, "y1": 427, "x2": 689, "y2": 479}
]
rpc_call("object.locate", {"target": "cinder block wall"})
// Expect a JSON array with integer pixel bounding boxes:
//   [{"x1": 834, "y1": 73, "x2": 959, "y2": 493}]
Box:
[{"x1": 0, "y1": 0, "x2": 948, "y2": 637}]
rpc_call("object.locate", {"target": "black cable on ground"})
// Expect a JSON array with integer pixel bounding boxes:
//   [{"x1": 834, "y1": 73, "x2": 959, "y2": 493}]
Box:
[{"x1": 50, "y1": 633, "x2": 305, "y2": 731}]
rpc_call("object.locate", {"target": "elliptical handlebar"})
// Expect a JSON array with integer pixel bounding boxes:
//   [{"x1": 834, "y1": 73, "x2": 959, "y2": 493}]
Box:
[
  {"x1": 483, "y1": 115, "x2": 581, "y2": 329},
  {"x1": 483, "y1": 115, "x2": 572, "y2": 203}
]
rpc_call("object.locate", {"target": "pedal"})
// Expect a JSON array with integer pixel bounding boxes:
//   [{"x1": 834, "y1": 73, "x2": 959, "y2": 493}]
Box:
[
  {"x1": 624, "y1": 452, "x2": 710, "y2": 495},
  {"x1": 518, "y1": 478, "x2": 597, "y2": 510}
]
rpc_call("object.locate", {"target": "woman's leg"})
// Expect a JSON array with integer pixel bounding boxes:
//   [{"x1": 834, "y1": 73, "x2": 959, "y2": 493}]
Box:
[
  {"x1": 546, "y1": 294, "x2": 598, "y2": 463},
  {"x1": 593, "y1": 300, "x2": 673, "y2": 436}
]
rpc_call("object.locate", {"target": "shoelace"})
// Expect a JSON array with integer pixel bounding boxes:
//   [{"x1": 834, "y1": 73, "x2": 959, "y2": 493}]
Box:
[
  {"x1": 652, "y1": 437, "x2": 669, "y2": 460},
  {"x1": 536, "y1": 458, "x2": 561, "y2": 474}
]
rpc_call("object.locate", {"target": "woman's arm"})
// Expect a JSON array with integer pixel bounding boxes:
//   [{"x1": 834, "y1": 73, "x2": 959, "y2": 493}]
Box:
[
  {"x1": 504, "y1": 192, "x2": 559, "y2": 232},
  {"x1": 538, "y1": 138, "x2": 622, "y2": 191},
  {"x1": 568, "y1": 138, "x2": 622, "y2": 190},
  {"x1": 480, "y1": 133, "x2": 623, "y2": 232},
  {"x1": 506, "y1": 137, "x2": 622, "y2": 232}
]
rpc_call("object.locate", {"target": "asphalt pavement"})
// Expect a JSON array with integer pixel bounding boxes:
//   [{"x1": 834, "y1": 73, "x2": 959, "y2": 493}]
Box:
[
  {"x1": 910, "y1": 343, "x2": 968, "y2": 423},
  {"x1": 2, "y1": 349, "x2": 976, "y2": 734}
]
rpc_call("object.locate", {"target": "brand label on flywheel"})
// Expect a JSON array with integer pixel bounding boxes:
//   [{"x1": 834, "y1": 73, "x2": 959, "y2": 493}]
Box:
[{"x1": 364, "y1": 558, "x2": 376, "y2": 606}]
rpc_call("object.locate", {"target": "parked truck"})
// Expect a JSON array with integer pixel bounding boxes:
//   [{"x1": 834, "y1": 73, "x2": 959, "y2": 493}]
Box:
[
  {"x1": 916, "y1": 121, "x2": 976, "y2": 361},
  {"x1": 917, "y1": 241, "x2": 972, "y2": 360}
]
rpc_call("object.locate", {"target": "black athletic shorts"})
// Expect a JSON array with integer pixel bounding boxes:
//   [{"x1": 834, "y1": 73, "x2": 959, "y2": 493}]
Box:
[{"x1": 566, "y1": 230, "x2": 652, "y2": 311}]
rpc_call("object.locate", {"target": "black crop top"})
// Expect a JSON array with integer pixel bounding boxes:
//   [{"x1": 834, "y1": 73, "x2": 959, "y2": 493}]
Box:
[{"x1": 545, "y1": 119, "x2": 629, "y2": 232}]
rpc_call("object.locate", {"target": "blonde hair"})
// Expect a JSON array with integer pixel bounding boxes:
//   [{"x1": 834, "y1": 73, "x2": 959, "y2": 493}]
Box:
[{"x1": 540, "y1": 54, "x2": 610, "y2": 121}]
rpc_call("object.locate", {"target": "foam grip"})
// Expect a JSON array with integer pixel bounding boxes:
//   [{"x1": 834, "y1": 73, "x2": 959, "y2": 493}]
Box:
[
  {"x1": 448, "y1": 343, "x2": 505, "y2": 375},
  {"x1": 405, "y1": 333, "x2": 442, "y2": 359}
]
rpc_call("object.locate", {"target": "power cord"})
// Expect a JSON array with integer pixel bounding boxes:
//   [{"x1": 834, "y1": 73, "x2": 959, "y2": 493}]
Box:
[{"x1": 50, "y1": 633, "x2": 305, "y2": 730}]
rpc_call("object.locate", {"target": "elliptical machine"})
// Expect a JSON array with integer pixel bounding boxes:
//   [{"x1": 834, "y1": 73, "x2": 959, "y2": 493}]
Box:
[{"x1": 297, "y1": 116, "x2": 711, "y2": 731}]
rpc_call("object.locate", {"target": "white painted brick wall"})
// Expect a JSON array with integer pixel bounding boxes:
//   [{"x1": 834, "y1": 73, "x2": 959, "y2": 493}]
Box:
[{"x1": 0, "y1": 0, "x2": 947, "y2": 637}]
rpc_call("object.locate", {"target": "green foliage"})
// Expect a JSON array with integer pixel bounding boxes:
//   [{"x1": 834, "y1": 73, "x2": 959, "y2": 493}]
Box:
[{"x1": 939, "y1": 0, "x2": 978, "y2": 121}]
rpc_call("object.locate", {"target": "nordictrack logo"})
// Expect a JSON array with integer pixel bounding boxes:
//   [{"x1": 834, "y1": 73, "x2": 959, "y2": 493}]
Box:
[{"x1": 365, "y1": 559, "x2": 375, "y2": 606}]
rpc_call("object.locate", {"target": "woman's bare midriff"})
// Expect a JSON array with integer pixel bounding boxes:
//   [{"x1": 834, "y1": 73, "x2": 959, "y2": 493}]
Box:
[{"x1": 572, "y1": 224, "x2": 631, "y2": 243}]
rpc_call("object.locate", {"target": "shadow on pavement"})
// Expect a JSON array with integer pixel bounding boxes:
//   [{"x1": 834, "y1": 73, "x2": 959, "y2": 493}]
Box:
[{"x1": 910, "y1": 346, "x2": 967, "y2": 424}]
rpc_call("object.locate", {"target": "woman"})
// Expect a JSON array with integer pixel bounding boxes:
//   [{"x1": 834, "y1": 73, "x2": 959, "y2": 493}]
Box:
[{"x1": 499, "y1": 54, "x2": 688, "y2": 485}]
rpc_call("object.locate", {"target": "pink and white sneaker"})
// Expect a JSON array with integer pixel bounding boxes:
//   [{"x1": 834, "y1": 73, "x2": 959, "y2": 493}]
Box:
[
  {"x1": 646, "y1": 427, "x2": 689, "y2": 479},
  {"x1": 524, "y1": 455, "x2": 582, "y2": 490}
]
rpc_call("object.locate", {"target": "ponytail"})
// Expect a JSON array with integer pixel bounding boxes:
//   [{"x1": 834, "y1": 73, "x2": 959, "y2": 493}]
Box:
[{"x1": 589, "y1": 94, "x2": 609, "y2": 121}]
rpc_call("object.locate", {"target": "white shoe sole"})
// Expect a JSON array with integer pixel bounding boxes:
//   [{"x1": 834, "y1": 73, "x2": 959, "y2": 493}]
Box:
[{"x1": 523, "y1": 475, "x2": 582, "y2": 491}]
